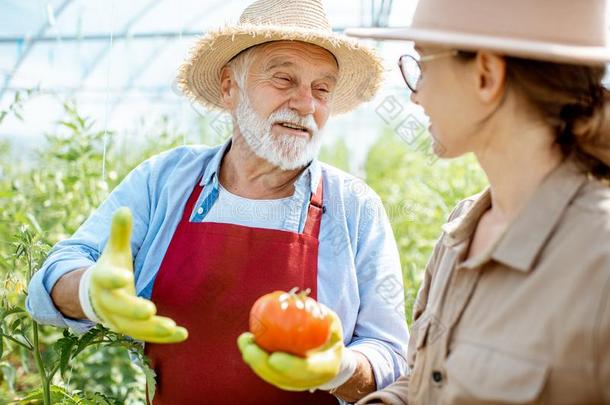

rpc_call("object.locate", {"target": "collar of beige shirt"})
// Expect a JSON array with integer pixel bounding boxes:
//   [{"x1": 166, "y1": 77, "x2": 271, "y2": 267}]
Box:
[{"x1": 441, "y1": 158, "x2": 588, "y2": 272}]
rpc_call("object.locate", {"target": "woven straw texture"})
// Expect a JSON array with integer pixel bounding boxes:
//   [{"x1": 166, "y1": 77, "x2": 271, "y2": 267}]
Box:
[{"x1": 177, "y1": 0, "x2": 383, "y2": 115}]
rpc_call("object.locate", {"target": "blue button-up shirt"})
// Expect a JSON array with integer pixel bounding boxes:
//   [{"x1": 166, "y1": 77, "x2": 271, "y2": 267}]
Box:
[{"x1": 27, "y1": 141, "x2": 409, "y2": 390}]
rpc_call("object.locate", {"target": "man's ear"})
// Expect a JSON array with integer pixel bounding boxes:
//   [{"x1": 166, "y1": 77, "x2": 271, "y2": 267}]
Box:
[
  {"x1": 474, "y1": 51, "x2": 506, "y2": 105},
  {"x1": 220, "y1": 66, "x2": 238, "y2": 109}
]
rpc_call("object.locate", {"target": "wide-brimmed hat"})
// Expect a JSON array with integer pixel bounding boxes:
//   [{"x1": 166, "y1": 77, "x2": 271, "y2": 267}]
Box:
[
  {"x1": 177, "y1": 0, "x2": 383, "y2": 115},
  {"x1": 346, "y1": 0, "x2": 610, "y2": 66}
]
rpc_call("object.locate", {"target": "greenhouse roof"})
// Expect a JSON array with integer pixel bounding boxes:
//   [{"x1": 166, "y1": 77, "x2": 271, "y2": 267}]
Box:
[{"x1": 1, "y1": 1, "x2": 420, "y2": 148}]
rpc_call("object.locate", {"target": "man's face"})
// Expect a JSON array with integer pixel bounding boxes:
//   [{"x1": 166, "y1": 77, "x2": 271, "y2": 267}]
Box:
[{"x1": 231, "y1": 41, "x2": 339, "y2": 170}]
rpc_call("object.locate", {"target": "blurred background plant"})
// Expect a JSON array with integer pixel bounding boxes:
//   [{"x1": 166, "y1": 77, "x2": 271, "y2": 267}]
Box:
[{"x1": 0, "y1": 92, "x2": 486, "y2": 402}]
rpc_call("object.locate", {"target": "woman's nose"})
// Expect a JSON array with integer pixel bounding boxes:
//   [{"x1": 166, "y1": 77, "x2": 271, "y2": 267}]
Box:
[{"x1": 410, "y1": 89, "x2": 420, "y2": 105}]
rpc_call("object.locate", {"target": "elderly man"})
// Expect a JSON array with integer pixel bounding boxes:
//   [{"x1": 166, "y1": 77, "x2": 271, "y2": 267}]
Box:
[{"x1": 26, "y1": 0, "x2": 408, "y2": 403}]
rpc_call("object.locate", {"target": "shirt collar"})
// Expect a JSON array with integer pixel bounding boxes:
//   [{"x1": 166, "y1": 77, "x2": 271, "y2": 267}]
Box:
[
  {"x1": 442, "y1": 158, "x2": 588, "y2": 272},
  {"x1": 296, "y1": 158, "x2": 321, "y2": 195},
  {"x1": 199, "y1": 138, "x2": 322, "y2": 194},
  {"x1": 199, "y1": 139, "x2": 232, "y2": 187},
  {"x1": 442, "y1": 189, "x2": 492, "y2": 247}
]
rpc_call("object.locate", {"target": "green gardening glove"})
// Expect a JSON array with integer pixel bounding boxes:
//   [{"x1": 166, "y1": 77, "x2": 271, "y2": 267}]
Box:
[
  {"x1": 237, "y1": 305, "x2": 348, "y2": 391},
  {"x1": 78, "y1": 207, "x2": 188, "y2": 343}
]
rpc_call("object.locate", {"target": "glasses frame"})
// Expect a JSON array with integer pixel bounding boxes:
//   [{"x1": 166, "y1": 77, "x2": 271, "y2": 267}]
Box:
[{"x1": 398, "y1": 50, "x2": 459, "y2": 93}]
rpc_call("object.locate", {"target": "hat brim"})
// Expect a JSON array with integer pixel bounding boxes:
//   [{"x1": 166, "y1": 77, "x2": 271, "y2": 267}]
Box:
[
  {"x1": 346, "y1": 27, "x2": 610, "y2": 66},
  {"x1": 177, "y1": 24, "x2": 384, "y2": 115}
]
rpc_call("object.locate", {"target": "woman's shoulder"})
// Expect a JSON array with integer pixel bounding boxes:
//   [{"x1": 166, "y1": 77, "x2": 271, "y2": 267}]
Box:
[
  {"x1": 572, "y1": 179, "x2": 610, "y2": 216},
  {"x1": 569, "y1": 179, "x2": 610, "y2": 239},
  {"x1": 560, "y1": 179, "x2": 610, "y2": 268},
  {"x1": 447, "y1": 190, "x2": 488, "y2": 222}
]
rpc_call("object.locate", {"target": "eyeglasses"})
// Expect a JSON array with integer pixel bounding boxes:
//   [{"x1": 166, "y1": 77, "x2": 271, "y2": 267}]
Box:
[{"x1": 398, "y1": 50, "x2": 458, "y2": 93}]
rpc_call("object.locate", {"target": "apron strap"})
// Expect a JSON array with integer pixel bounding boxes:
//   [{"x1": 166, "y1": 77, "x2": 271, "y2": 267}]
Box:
[
  {"x1": 303, "y1": 177, "x2": 324, "y2": 239},
  {"x1": 188, "y1": 176, "x2": 324, "y2": 239}
]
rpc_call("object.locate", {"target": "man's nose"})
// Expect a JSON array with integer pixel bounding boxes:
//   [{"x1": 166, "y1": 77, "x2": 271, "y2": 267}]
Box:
[{"x1": 288, "y1": 85, "x2": 316, "y2": 116}]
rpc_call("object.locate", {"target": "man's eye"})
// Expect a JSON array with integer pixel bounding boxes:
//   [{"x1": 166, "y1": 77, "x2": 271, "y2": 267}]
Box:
[{"x1": 274, "y1": 76, "x2": 291, "y2": 83}]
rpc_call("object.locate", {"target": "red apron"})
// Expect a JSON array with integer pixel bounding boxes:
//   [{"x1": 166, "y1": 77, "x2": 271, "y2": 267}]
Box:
[{"x1": 145, "y1": 178, "x2": 338, "y2": 404}]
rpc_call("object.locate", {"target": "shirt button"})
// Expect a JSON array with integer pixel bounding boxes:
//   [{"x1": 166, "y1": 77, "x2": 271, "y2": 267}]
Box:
[
  {"x1": 432, "y1": 371, "x2": 443, "y2": 383},
  {"x1": 197, "y1": 207, "x2": 204, "y2": 215}
]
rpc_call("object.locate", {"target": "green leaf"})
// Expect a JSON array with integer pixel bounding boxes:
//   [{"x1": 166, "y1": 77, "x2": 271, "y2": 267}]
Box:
[
  {"x1": 0, "y1": 306, "x2": 25, "y2": 319},
  {"x1": 18, "y1": 387, "x2": 43, "y2": 403},
  {"x1": 18, "y1": 321, "x2": 31, "y2": 337},
  {"x1": 8, "y1": 316, "x2": 22, "y2": 332},
  {"x1": 73, "y1": 329, "x2": 98, "y2": 357},
  {"x1": 58, "y1": 121, "x2": 78, "y2": 132},
  {"x1": 0, "y1": 361, "x2": 16, "y2": 392},
  {"x1": 19, "y1": 385, "x2": 79, "y2": 404},
  {"x1": 13, "y1": 242, "x2": 25, "y2": 259},
  {"x1": 19, "y1": 344, "x2": 30, "y2": 374},
  {"x1": 26, "y1": 213, "x2": 43, "y2": 235},
  {"x1": 56, "y1": 337, "x2": 77, "y2": 378},
  {"x1": 80, "y1": 391, "x2": 114, "y2": 405},
  {"x1": 60, "y1": 342, "x2": 75, "y2": 378},
  {"x1": 51, "y1": 385, "x2": 77, "y2": 400},
  {"x1": 143, "y1": 361, "x2": 156, "y2": 404}
]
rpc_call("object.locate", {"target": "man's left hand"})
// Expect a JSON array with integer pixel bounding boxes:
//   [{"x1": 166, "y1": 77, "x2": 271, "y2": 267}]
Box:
[{"x1": 237, "y1": 306, "x2": 356, "y2": 391}]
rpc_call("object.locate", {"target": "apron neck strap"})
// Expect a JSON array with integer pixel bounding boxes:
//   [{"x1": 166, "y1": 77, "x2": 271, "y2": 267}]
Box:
[
  {"x1": 303, "y1": 178, "x2": 324, "y2": 239},
  {"x1": 189, "y1": 176, "x2": 324, "y2": 239}
]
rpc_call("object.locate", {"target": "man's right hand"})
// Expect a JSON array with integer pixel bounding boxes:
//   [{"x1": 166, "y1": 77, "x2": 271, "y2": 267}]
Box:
[{"x1": 79, "y1": 207, "x2": 188, "y2": 344}]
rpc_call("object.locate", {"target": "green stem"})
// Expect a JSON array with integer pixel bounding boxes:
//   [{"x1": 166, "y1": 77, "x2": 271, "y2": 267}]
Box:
[
  {"x1": 32, "y1": 322, "x2": 51, "y2": 405},
  {"x1": 26, "y1": 246, "x2": 33, "y2": 284},
  {"x1": 22, "y1": 333, "x2": 33, "y2": 348},
  {"x1": 88, "y1": 339, "x2": 113, "y2": 345},
  {"x1": 28, "y1": 241, "x2": 50, "y2": 405},
  {"x1": 48, "y1": 363, "x2": 60, "y2": 381},
  {"x1": 0, "y1": 332, "x2": 32, "y2": 350}
]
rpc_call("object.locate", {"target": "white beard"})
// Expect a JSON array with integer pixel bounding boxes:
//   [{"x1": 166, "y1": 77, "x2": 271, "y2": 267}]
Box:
[{"x1": 234, "y1": 90, "x2": 323, "y2": 171}]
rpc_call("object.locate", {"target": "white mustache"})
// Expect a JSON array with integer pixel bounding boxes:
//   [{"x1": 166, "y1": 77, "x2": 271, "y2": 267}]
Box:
[
  {"x1": 235, "y1": 87, "x2": 324, "y2": 171},
  {"x1": 268, "y1": 108, "x2": 318, "y2": 134}
]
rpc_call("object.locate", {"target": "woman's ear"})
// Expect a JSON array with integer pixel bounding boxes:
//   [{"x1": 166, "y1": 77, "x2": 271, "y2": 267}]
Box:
[
  {"x1": 220, "y1": 67, "x2": 237, "y2": 109},
  {"x1": 474, "y1": 52, "x2": 507, "y2": 104}
]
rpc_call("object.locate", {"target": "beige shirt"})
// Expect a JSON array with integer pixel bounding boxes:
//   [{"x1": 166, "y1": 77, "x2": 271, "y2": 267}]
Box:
[{"x1": 358, "y1": 159, "x2": 610, "y2": 404}]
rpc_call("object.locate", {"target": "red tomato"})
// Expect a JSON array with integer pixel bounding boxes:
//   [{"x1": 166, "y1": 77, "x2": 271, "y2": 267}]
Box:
[{"x1": 249, "y1": 288, "x2": 332, "y2": 357}]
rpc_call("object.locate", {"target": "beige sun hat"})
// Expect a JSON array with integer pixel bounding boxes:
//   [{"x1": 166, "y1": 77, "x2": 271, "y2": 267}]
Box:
[
  {"x1": 177, "y1": 0, "x2": 383, "y2": 115},
  {"x1": 346, "y1": 0, "x2": 610, "y2": 66}
]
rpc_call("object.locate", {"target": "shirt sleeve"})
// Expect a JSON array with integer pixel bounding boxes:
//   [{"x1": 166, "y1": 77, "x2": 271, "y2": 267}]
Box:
[
  {"x1": 407, "y1": 197, "x2": 473, "y2": 367},
  {"x1": 405, "y1": 238, "x2": 439, "y2": 370},
  {"x1": 348, "y1": 195, "x2": 409, "y2": 390},
  {"x1": 26, "y1": 157, "x2": 154, "y2": 332},
  {"x1": 595, "y1": 255, "x2": 610, "y2": 402},
  {"x1": 351, "y1": 195, "x2": 475, "y2": 398},
  {"x1": 355, "y1": 374, "x2": 410, "y2": 405}
]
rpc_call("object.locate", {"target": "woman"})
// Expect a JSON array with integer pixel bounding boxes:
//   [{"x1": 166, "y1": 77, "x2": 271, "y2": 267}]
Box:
[{"x1": 347, "y1": 0, "x2": 610, "y2": 403}]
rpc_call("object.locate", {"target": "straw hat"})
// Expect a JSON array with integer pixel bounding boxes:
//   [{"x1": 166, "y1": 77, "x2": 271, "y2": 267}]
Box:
[
  {"x1": 346, "y1": 0, "x2": 610, "y2": 65},
  {"x1": 177, "y1": 0, "x2": 383, "y2": 115}
]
